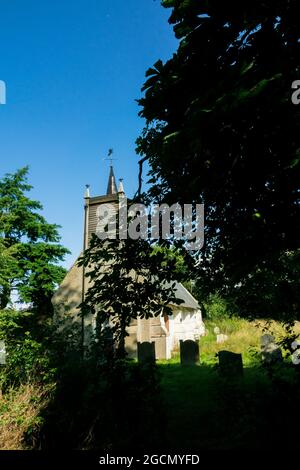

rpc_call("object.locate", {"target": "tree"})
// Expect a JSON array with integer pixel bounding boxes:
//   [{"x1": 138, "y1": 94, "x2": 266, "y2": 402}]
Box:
[
  {"x1": 136, "y1": 0, "x2": 300, "y2": 317},
  {"x1": 227, "y1": 249, "x2": 300, "y2": 320},
  {"x1": 0, "y1": 239, "x2": 17, "y2": 303},
  {"x1": 79, "y1": 233, "x2": 188, "y2": 358},
  {"x1": 0, "y1": 167, "x2": 69, "y2": 314}
]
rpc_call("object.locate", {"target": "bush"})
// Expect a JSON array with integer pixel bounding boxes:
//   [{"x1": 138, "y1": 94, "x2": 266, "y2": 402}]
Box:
[
  {"x1": 0, "y1": 309, "x2": 56, "y2": 389},
  {"x1": 203, "y1": 293, "x2": 231, "y2": 320}
]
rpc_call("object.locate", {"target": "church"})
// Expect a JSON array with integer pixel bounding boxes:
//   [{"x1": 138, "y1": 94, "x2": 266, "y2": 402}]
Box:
[{"x1": 52, "y1": 164, "x2": 205, "y2": 359}]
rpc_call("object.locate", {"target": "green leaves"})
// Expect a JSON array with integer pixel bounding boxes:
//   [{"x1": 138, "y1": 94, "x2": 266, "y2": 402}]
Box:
[
  {"x1": 0, "y1": 308, "x2": 55, "y2": 386},
  {"x1": 79, "y1": 232, "x2": 189, "y2": 357},
  {"x1": 136, "y1": 0, "x2": 300, "y2": 319},
  {"x1": 0, "y1": 167, "x2": 69, "y2": 313}
]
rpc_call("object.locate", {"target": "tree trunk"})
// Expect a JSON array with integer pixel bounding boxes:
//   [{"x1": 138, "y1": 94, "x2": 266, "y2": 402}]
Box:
[{"x1": 116, "y1": 315, "x2": 127, "y2": 359}]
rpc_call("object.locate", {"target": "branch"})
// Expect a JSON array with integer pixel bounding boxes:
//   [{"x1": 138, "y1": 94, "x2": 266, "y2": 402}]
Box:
[{"x1": 135, "y1": 156, "x2": 148, "y2": 201}]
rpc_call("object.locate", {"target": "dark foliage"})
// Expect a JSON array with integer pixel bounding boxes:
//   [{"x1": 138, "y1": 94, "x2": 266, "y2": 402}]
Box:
[
  {"x1": 136, "y1": 0, "x2": 300, "y2": 319},
  {"x1": 33, "y1": 356, "x2": 166, "y2": 452}
]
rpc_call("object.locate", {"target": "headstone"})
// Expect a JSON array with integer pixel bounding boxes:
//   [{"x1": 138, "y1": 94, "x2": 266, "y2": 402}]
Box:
[
  {"x1": 0, "y1": 341, "x2": 6, "y2": 365},
  {"x1": 291, "y1": 340, "x2": 300, "y2": 366},
  {"x1": 261, "y1": 334, "x2": 275, "y2": 347},
  {"x1": 217, "y1": 334, "x2": 229, "y2": 344},
  {"x1": 180, "y1": 339, "x2": 200, "y2": 366},
  {"x1": 214, "y1": 326, "x2": 220, "y2": 335},
  {"x1": 261, "y1": 334, "x2": 282, "y2": 364},
  {"x1": 137, "y1": 341, "x2": 156, "y2": 364},
  {"x1": 218, "y1": 350, "x2": 243, "y2": 377}
]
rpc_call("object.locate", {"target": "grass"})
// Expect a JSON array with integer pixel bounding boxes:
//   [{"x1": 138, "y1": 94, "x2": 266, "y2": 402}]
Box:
[
  {"x1": 158, "y1": 364, "x2": 272, "y2": 450},
  {"x1": 200, "y1": 317, "x2": 264, "y2": 365},
  {"x1": 168, "y1": 316, "x2": 300, "y2": 366},
  {"x1": 156, "y1": 316, "x2": 300, "y2": 450},
  {"x1": 1, "y1": 317, "x2": 299, "y2": 450},
  {"x1": 0, "y1": 383, "x2": 49, "y2": 450},
  {"x1": 158, "y1": 364, "x2": 222, "y2": 449}
]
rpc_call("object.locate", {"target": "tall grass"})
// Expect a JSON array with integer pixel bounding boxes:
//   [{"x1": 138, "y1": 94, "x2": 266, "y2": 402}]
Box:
[
  {"x1": 191, "y1": 293, "x2": 300, "y2": 365},
  {"x1": 0, "y1": 383, "x2": 50, "y2": 450},
  {"x1": 200, "y1": 317, "x2": 300, "y2": 365}
]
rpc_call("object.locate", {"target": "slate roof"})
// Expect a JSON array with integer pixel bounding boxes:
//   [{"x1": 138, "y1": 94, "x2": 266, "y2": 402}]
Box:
[{"x1": 168, "y1": 282, "x2": 200, "y2": 310}]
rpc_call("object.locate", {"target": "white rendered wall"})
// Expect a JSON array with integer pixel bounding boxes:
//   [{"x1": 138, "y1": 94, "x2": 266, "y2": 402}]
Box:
[{"x1": 171, "y1": 307, "x2": 205, "y2": 349}]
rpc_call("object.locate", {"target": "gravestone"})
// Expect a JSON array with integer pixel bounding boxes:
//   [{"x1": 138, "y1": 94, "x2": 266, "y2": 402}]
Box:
[
  {"x1": 291, "y1": 340, "x2": 300, "y2": 366},
  {"x1": 137, "y1": 341, "x2": 156, "y2": 364},
  {"x1": 0, "y1": 341, "x2": 6, "y2": 365},
  {"x1": 261, "y1": 334, "x2": 282, "y2": 364},
  {"x1": 217, "y1": 334, "x2": 229, "y2": 344},
  {"x1": 180, "y1": 339, "x2": 200, "y2": 366},
  {"x1": 213, "y1": 327, "x2": 220, "y2": 335},
  {"x1": 261, "y1": 334, "x2": 275, "y2": 347},
  {"x1": 218, "y1": 350, "x2": 243, "y2": 377}
]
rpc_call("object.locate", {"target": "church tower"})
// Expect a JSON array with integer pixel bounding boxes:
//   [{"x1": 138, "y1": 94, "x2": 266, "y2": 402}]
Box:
[
  {"x1": 52, "y1": 162, "x2": 126, "y2": 350},
  {"x1": 84, "y1": 164, "x2": 121, "y2": 245}
]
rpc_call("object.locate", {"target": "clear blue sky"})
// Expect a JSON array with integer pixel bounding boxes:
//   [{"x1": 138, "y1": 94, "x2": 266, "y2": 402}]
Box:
[{"x1": 0, "y1": 0, "x2": 177, "y2": 267}]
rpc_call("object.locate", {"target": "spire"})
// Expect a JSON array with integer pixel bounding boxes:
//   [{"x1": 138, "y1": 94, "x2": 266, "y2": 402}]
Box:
[{"x1": 106, "y1": 165, "x2": 117, "y2": 195}]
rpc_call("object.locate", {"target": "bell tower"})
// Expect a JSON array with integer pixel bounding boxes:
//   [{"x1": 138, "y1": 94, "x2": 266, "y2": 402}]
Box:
[{"x1": 83, "y1": 160, "x2": 125, "y2": 245}]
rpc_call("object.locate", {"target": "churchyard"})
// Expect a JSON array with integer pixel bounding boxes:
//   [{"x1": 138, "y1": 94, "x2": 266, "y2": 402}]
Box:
[{"x1": 2, "y1": 316, "x2": 300, "y2": 450}]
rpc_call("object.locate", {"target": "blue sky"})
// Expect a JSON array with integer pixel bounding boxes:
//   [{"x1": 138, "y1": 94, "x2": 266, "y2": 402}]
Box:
[{"x1": 0, "y1": 0, "x2": 177, "y2": 267}]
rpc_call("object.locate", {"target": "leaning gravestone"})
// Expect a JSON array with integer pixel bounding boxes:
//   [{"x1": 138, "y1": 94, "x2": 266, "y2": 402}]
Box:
[
  {"x1": 137, "y1": 341, "x2": 156, "y2": 364},
  {"x1": 0, "y1": 341, "x2": 6, "y2": 365},
  {"x1": 180, "y1": 339, "x2": 200, "y2": 366},
  {"x1": 261, "y1": 334, "x2": 282, "y2": 364},
  {"x1": 218, "y1": 350, "x2": 243, "y2": 377}
]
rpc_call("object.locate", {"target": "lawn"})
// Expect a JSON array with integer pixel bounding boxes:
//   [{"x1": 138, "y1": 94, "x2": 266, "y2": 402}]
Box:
[{"x1": 157, "y1": 317, "x2": 300, "y2": 450}]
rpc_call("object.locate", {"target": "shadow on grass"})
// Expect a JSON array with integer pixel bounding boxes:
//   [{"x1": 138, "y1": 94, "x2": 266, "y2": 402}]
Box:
[
  {"x1": 29, "y1": 359, "x2": 300, "y2": 451},
  {"x1": 158, "y1": 362, "x2": 300, "y2": 450},
  {"x1": 31, "y1": 359, "x2": 166, "y2": 452}
]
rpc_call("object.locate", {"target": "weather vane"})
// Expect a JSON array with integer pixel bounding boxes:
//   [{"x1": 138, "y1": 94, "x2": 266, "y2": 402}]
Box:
[{"x1": 104, "y1": 148, "x2": 116, "y2": 166}]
